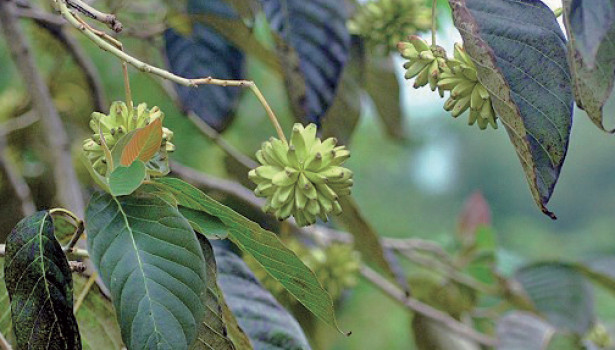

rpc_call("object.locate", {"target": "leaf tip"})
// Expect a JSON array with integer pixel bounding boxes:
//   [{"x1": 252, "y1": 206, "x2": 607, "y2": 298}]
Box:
[{"x1": 542, "y1": 207, "x2": 557, "y2": 220}]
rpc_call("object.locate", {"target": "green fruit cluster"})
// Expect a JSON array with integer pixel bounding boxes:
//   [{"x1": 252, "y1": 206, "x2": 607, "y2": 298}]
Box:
[
  {"x1": 348, "y1": 0, "x2": 431, "y2": 52},
  {"x1": 83, "y1": 101, "x2": 175, "y2": 176},
  {"x1": 398, "y1": 35, "x2": 448, "y2": 96},
  {"x1": 398, "y1": 37, "x2": 499, "y2": 130},
  {"x1": 245, "y1": 239, "x2": 361, "y2": 305},
  {"x1": 249, "y1": 123, "x2": 353, "y2": 227}
]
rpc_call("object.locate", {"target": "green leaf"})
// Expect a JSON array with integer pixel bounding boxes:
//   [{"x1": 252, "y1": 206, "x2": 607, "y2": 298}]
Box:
[
  {"x1": 515, "y1": 262, "x2": 595, "y2": 334},
  {"x1": 73, "y1": 275, "x2": 124, "y2": 350},
  {"x1": 261, "y1": 0, "x2": 350, "y2": 124},
  {"x1": 449, "y1": 0, "x2": 574, "y2": 219},
  {"x1": 152, "y1": 177, "x2": 346, "y2": 334},
  {"x1": 0, "y1": 258, "x2": 14, "y2": 346},
  {"x1": 4, "y1": 211, "x2": 81, "y2": 349},
  {"x1": 119, "y1": 118, "x2": 163, "y2": 166},
  {"x1": 497, "y1": 312, "x2": 583, "y2": 350},
  {"x1": 85, "y1": 191, "x2": 207, "y2": 350},
  {"x1": 192, "y1": 238, "x2": 250, "y2": 350},
  {"x1": 365, "y1": 56, "x2": 405, "y2": 140},
  {"x1": 108, "y1": 160, "x2": 147, "y2": 196},
  {"x1": 214, "y1": 243, "x2": 311, "y2": 349},
  {"x1": 180, "y1": 206, "x2": 229, "y2": 240},
  {"x1": 563, "y1": 0, "x2": 615, "y2": 133}
]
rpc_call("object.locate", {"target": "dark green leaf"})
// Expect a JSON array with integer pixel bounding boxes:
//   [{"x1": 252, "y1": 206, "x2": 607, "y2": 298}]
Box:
[
  {"x1": 563, "y1": 0, "x2": 615, "y2": 133},
  {"x1": 192, "y1": 238, "x2": 249, "y2": 350},
  {"x1": 181, "y1": 206, "x2": 230, "y2": 240},
  {"x1": 214, "y1": 242, "x2": 311, "y2": 350},
  {"x1": 73, "y1": 275, "x2": 123, "y2": 350},
  {"x1": 515, "y1": 262, "x2": 594, "y2": 334},
  {"x1": 85, "y1": 192, "x2": 207, "y2": 350},
  {"x1": 261, "y1": 0, "x2": 350, "y2": 124},
  {"x1": 4, "y1": 211, "x2": 81, "y2": 349},
  {"x1": 448, "y1": 0, "x2": 574, "y2": 219},
  {"x1": 566, "y1": 0, "x2": 615, "y2": 67},
  {"x1": 108, "y1": 160, "x2": 147, "y2": 197},
  {"x1": 497, "y1": 312, "x2": 582, "y2": 350},
  {"x1": 152, "y1": 178, "x2": 345, "y2": 334},
  {"x1": 164, "y1": 0, "x2": 245, "y2": 131}
]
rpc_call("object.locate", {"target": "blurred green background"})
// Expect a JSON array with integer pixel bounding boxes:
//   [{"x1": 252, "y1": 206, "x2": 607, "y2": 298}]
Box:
[{"x1": 1, "y1": 9, "x2": 615, "y2": 349}]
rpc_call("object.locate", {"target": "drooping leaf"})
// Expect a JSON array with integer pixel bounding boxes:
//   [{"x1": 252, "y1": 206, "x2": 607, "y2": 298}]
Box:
[
  {"x1": 119, "y1": 118, "x2": 163, "y2": 166},
  {"x1": 497, "y1": 312, "x2": 582, "y2": 350},
  {"x1": 457, "y1": 191, "x2": 491, "y2": 245},
  {"x1": 333, "y1": 196, "x2": 396, "y2": 279},
  {"x1": 108, "y1": 160, "x2": 147, "y2": 196},
  {"x1": 180, "y1": 206, "x2": 230, "y2": 240},
  {"x1": 73, "y1": 275, "x2": 123, "y2": 350},
  {"x1": 85, "y1": 192, "x2": 207, "y2": 350},
  {"x1": 260, "y1": 0, "x2": 351, "y2": 124},
  {"x1": 412, "y1": 315, "x2": 480, "y2": 350},
  {"x1": 563, "y1": 0, "x2": 615, "y2": 133},
  {"x1": 152, "y1": 177, "x2": 345, "y2": 334},
  {"x1": 4, "y1": 211, "x2": 81, "y2": 349},
  {"x1": 365, "y1": 56, "x2": 405, "y2": 140},
  {"x1": 515, "y1": 262, "x2": 595, "y2": 334},
  {"x1": 448, "y1": 0, "x2": 574, "y2": 219},
  {"x1": 571, "y1": 257, "x2": 615, "y2": 294},
  {"x1": 213, "y1": 242, "x2": 312, "y2": 350},
  {"x1": 192, "y1": 237, "x2": 250, "y2": 350},
  {"x1": 566, "y1": 0, "x2": 615, "y2": 68},
  {"x1": 165, "y1": 0, "x2": 245, "y2": 131}
]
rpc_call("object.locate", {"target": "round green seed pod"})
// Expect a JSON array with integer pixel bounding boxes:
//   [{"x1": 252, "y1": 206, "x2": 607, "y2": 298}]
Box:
[
  {"x1": 437, "y1": 44, "x2": 498, "y2": 130},
  {"x1": 249, "y1": 123, "x2": 353, "y2": 227},
  {"x1": 83, "y1": 101, "x2": 175, "y2": 176},
  {"x1": 349, "y1": 0, "x2": 431, "y2": 52}
]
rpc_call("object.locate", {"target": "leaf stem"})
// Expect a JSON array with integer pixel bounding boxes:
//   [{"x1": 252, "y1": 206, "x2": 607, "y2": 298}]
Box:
[
  {"x1": 74, "y1": 272, "x2": 98, "y2": 313},
  {"x1": 553, "y1": 7, "x2": 563, "y2": 18},
  {"x1": 123, "y1": 61, "x2": 133, "y2": 110},
  {"x1": 431, "y1": 0, "x2": 438, "y2": 46},
  {"x1": 50, "y1": 207, "x2": 81, "y2": 224}
]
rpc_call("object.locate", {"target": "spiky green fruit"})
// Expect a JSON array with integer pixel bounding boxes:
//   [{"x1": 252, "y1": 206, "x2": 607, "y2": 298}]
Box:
[
  {"x1": 348, "y1": 0, "x2": 431, "y2": 52},
  {"x1": 398, "y1": 36, "x2": 448, "y2": 96},
  {"x1": 249, "y1": 123, "x2": 353, "y2": 227},
  {"x1": 82, "y1": 101, "x2": 175, "y2": 176},
  {"x1": 438, "y1": 44, "x2": 498, "y2": 130}
]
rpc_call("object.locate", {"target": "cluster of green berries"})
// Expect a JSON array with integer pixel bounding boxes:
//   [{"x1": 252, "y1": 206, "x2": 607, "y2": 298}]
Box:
[
  {"x1": 398, "y1": 36, "x2": 498, "y2": 130},
  {"x1": 82, "y1": 101, "x2": 175, "y2": 176},
  {"x1": 246, "y1": 239, "x2": 361, "y2": 305},
  {"x1": 348, "y1": 0, "x2": 431, "y2": 52},
  {"x1": 249, "y1": 123, "x2": 353, "y2": 227}
]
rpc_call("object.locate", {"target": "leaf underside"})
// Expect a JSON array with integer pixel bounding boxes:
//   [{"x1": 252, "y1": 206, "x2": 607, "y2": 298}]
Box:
[
  {"x1": 4, "y1": 211, "x2": 81, "y2": 349},
  {"x1": 449, "y1": 0, "x2": 573, "y2": 219},
  {"x1": 85, "y1": 192, "x2": 207, "y2": 350},
  {"x1": 260, "y1": 0, "x2": 350, "y2": 125},
  {"x1": 497, "y1": 312, "x2": 581, "y2": 350},
  {"x1": 152, "y1": 178, "x2": 344, "y2": 334},
  {"x1": 164, "y1": 0, "x2": 245, "y2": 132}
]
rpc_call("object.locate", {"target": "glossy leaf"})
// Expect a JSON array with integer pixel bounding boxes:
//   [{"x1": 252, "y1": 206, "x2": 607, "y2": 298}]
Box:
[
  {"x1": 180, "y1": 206, "x2": 229, "y2": 240},
  {"x1": 4, "y1": 211, "x2": 81, "y2": 349},
  {"x1": 449, "y1": 0, "x2": 574, "y2": 219},
  {"x1": 85, "y1": 192, "x2": 207, "y2": 350},
  {"x1": 213, "y1": 242, "x2": 311, "y2": 349},
  {"x1": 152, "y1": 177, "x2": 345, "y2": 334},
  {"x1": 563, "y1": 0, "x2": 615, "y2": 132},
  {"x1": 73, "y1": 275, "x2": 123, "y2": 350},
  {"x1": 261, "y1": 0, "x2": 350, "y2": 124},
  {"x1": 108, "y1": 160, "x2": 147, "y2": 196},
  {"x1": 119, "y1": 118, "x2": 163, "y2": 166},
  {"x1": 164, "y1": 0, "x2": 245, "y2": 131},
  {"x1": 497, "y1": 312, "x2": 582, "y2": 350},
  {"x1": 192, "y1": 238, "x2": 249, "y2": 350},
  {"x1": 515, "y1": 262, "x2": 595, "y2": 334}
]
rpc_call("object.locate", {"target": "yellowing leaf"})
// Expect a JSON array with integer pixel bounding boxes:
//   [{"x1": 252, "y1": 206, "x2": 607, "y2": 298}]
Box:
[{"x1": 119, "y1": 118, "x2": 162, "y2": 166}]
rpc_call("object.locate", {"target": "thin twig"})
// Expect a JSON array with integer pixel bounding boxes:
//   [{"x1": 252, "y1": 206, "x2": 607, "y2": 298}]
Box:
[
  {"x1": 65, "y1": 0, "x2": 122, "y2": 32},
  {"x1": 360, "y1": 265, "x2": 497, "y2": 347},
  {"x1": 431, "y1": 0, "x2": 438, "y2": 46},
  {"x1": 0, "y1": 112, "x2": 39, "y2": 138},
  {"x1": 0, "y1": 244, "x2": 89, "y2": 259},
  {"x1": 0, "y1": 331, "x2": 12, "y2": 350},
  {"x1": 54, "y1": 0, "x2": 287, "y2": 142},
  {"x1": 74, "y1": 272, "x2": 97, "y2": 313},
  {"x1": 63, "y1": 221, "x2": 85, "y2": 254},
  {"x1": 0, "y1": 1, "x2": 85, "y2": 217},
  {"x1": 0, "y1": 136, "x2": 36, "y2": 216}
]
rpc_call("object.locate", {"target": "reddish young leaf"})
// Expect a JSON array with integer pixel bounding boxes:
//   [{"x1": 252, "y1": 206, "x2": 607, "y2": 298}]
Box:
[
  {"x1": 457, "y1": 192, "x2": 491, "y2": 244},
  {"x1": 119, "y1": 118, "x2": 163, "y2": 166}
]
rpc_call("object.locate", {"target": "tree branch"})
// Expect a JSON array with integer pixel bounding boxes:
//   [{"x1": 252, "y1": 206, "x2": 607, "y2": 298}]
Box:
[
  {"x1": 0, "y1": 331, "x2": 12, "y2": 350},
  {"x1": 360, "y1": 265, "x2": 497, "y2": 347},
  {"x1": 0, "y1": 1, "x2": 85, "y2": 217},
  {"x1": 65, "y1": 0, "x2": 122, "y2": 32}
]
